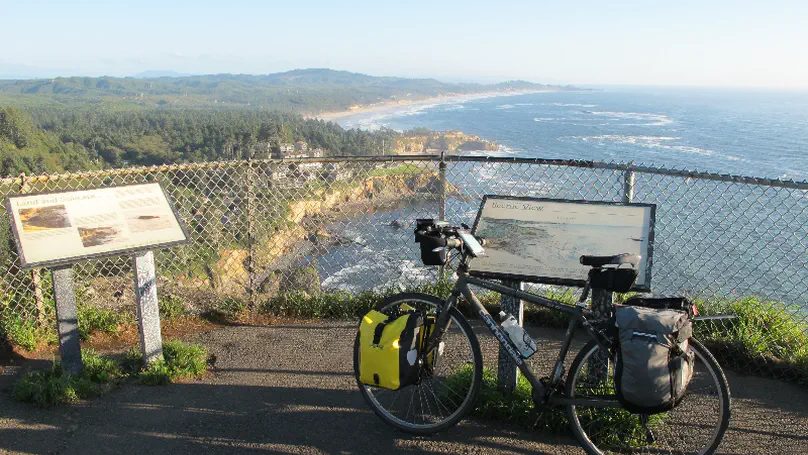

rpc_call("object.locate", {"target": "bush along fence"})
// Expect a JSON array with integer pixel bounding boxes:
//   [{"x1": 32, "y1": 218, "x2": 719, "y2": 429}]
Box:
[{"x1": 1, "y1": 155, "x2": 807, "y2": 383}]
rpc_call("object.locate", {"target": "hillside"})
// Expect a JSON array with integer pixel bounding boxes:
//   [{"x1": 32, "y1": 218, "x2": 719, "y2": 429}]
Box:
[{"x1": 0, "y1": 68, "x2": 570, "y2": 113}]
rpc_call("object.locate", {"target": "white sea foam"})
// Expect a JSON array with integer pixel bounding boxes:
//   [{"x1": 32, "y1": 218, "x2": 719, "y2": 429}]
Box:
[
  {"x1": 321, "y1": 257, "x2": 432, "y2": 292},
  {"x1": 587, "y1": 110, "x2": 674, "y2": 126},
  {"x1": 496, "y1": 104, "x2": 515, "y2": 110},
  {"x1": 443, "y1": 104, "x2": 465, "y2": 112},
  {"x1": 534, "y1": 117, "x2": 569, "y2": 122},
  {"x1": 541, "y1": 102, "x2": 598, "y2": 108},
  {"x1": 564, "y1": 134, "x2": 747, "y2": 162}
]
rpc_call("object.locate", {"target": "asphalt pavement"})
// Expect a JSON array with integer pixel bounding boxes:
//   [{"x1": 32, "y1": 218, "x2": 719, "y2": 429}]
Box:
[{"x1": 0, "y1": 321, "x2": 806, "y2": 454}]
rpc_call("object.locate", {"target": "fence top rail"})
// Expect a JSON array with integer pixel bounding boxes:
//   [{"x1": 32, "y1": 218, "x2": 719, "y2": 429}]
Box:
[
  {"x1": 2, "y1": 154, "x2": 807, "y2": 191},
  {"x1": 443, "y1": 155, "x2": 808, "y2": 190}
]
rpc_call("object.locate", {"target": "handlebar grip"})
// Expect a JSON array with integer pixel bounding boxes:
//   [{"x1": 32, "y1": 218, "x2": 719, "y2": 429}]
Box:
[{"x1": 446, "y1": 238, "x2": 462, "y2": 248}]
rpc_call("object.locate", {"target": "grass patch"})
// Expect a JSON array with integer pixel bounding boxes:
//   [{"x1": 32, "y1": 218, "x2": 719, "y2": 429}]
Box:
[
  {"x1": 444, "y1": 365, "x2": 555, "y2": 430},
  {"x1": 202, "y1": 298, "x2": 248, "y2": 323},
  {"x1": 262, "y1": 290, "x2": 382, "y2": 319},
  {"x1": 77, "y1": 304, "x2": 124, "y2": 340},
  {"x1": 444, "y1": 365, "x2": 664, "y2": 448},
  {"x1": 368, "y1": 164, "x2": 425, "y2": 177},
  {"x1": 132, "y1": 340, "x2": 209, "y2": 385},
  {"x1": 0, "y1": 311, "x2": 56, "y2": 351},
  {"x1": 694, "y1": 296, "x2": 808, "y2": 380},
  {"x1": 159, "y1": 295, "x2": 187, "y2": 320},
  {"x1": 12, "y1": 350, "x2": 123, "y2": 407},
  {"x1": 13, "y1": 341, "x2": 208, "y2": 407}
]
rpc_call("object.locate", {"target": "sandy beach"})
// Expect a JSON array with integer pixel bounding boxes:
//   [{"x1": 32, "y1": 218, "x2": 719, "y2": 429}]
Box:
[{"x1": 309, "y1": 89, "x2": 553, "y2": 122}]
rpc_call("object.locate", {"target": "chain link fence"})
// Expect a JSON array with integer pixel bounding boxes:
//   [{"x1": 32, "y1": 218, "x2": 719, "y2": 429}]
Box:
[{"x1": 1, "y1": 156, "x2": 806, "y2": 382}]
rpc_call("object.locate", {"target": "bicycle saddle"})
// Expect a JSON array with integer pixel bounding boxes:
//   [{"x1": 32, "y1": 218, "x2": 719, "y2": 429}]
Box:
[{"x1": 580, "y1": 253, "x2": 641, "y2": 267}]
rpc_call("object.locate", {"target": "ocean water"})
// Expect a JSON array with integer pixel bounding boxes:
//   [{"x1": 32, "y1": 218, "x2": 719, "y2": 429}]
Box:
[
  {"x1": 315, "y1": 88, "x2": 808, "y2": 305},
  {"x1": 338, "y1": 87, "x2": 808, "y2": 180}
]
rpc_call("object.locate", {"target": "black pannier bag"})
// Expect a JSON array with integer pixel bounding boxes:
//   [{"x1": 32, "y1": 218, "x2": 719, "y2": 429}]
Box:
[
  {"x1": 614, "y1": 305, "x2": 695, "y2": 414},
  {"x1": 414, "y1": 219, "x2": 449, "y2": 266},
  {"x1": 589, "y1": 267, "x2": 638, "y2": 293},
  {"x1": 623, "y1": 295, "x2": 698, "y2": 319}
]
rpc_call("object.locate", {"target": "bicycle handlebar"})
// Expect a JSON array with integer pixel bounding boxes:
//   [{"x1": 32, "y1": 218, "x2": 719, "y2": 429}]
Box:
[{"x1": 415, "y1": 228, "x2": 481, "y2": 251}]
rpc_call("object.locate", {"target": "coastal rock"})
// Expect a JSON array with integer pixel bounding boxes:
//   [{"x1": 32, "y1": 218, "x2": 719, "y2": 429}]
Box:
[{"x1": 392, "y1": 130, "x2": 498, "y2": 154}]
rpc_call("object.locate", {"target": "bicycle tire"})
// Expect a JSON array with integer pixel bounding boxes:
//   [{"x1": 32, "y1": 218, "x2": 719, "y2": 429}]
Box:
[
  {"x1": 565, "y1": 338, "x2": 731, "y2": 455},
  {"x1": 354, "y1": 292, "x2": 483, "y2": 435}
]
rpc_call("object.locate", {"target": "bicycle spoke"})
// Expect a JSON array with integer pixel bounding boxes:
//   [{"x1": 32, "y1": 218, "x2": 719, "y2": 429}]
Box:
[{"x1": 423, "y1": 380, "x2": 451, "y2": 419}]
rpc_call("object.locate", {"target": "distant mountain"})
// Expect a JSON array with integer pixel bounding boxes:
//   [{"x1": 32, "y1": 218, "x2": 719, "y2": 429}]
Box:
[
  {"x1": 0, "y1": 68, "x2": 573, "y2": 113},
  {"x1": 132, "y1": 70, "x2": 193, "y2": 78}
]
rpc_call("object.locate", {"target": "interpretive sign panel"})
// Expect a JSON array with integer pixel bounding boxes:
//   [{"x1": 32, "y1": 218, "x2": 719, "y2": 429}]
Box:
[
  {"x1": 5, "y1": 183, "x2": 189, "y2": 268},
  {"x1": 471, "y1": 196, "x2": 655, "y2": 290}
]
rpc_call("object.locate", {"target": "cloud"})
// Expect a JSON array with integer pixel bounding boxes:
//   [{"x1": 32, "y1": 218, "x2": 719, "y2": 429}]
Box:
[{"x1": 172, "y1": 52, "x2": 185, "y2": 58}]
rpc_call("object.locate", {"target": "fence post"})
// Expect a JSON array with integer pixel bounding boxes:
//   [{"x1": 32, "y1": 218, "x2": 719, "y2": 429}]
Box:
[
  {"x1": 438, "y1": 152, "x2": 448, "y2": 280},
  {"x1": 438, "y1": 151, "x2": 447, "y2": 221},
  {"x1": 623, "y1": 163, "x2": 635, "y2": 203},
  {"x1": 497, "y1": 280, "x2": 524, "y2": 393},
  {"x1": 18, "y1": 173, "x2": 46, "y2": 325},
  {"x1": 245, "y1": 160, "x2": 256, "y2": 307}
]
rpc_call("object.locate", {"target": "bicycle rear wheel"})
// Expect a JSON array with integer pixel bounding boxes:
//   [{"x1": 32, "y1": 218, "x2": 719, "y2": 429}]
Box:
[
  {"x1": 566, "y1": 339, "x2": 731, "y2": 455},
  {"x1": 354, "y1": 292, "x2": 483, "y2": 435}
]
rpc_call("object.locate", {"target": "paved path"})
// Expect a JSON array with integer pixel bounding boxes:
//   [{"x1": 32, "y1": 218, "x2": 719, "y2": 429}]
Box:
[{"x1": 0, "y1": 321, "x2": 806, "y2": 454}]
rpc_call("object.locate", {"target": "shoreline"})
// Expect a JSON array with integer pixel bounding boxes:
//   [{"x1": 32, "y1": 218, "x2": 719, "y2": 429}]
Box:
[{"x1": 308, "y1": 89, "x2": 554, "y2": 123}]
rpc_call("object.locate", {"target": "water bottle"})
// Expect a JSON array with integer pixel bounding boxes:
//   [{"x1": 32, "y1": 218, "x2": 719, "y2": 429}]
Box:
[{"x1": 499, "y1": 311, "x2": 538, "y2": 358}]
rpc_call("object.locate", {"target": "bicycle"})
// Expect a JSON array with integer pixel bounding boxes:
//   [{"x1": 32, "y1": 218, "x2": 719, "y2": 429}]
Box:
[{"x1": 354, "y1": 221, "x2": 730, "y2": 455}]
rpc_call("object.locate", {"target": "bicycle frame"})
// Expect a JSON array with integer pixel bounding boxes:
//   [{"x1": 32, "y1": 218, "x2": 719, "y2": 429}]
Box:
[{"x1": 427, "y1": 256, "x2": 622, "y2": 409}]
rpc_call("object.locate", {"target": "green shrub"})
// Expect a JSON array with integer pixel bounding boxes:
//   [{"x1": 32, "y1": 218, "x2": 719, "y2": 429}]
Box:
[
  {"x1": 443, "y1": 366, "x2": 663, "y2": 447},
  {"x1": 77, "y1": 304, "x2": 122, "y2": 340},
  {"x1": 694, "y1": 296, "x2": 808, "y2": 378},
  {"x1": 262, "y1": 289, "x2": 382, "y2": 319},
  {"x1": 159, "y1": 295, "x2": 186, "y2": 320},
  {"x1": 12, "y1": 350, "x2": 122, "y2": 407},
  {"x1": 136, "y1": 340, "x2": 208, "y2": 385},
  {"x1": 82, "y1": 349, "x2": 123, "y2": 383},
  {"x1": 202, "y1": 298, "x2": 247, "y2": 322},
  {"x1": 444, "y1": 365, "x2": 546, "y2": 429},
  {"x1": 0, "y1": 310, "x2": 56, "y2": 351}
]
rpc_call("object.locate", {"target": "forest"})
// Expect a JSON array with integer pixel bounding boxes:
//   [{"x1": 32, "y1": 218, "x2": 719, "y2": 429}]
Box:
[
  {"x1": 0, "y1": 69, "x2": 562, "y2": 176},
  {"x1": 0, "y1": 106, "x2": 402, "y2": 176}
]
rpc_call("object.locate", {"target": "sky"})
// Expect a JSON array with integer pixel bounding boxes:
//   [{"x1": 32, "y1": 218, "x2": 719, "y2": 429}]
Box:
[{"x1": 2, "y1": 0, "x2": 807, "y2": 88}]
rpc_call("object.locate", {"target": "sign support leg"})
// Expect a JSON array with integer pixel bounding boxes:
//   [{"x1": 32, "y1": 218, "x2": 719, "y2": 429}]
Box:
[
  {"x1": 51, "y1": 266, "x2": 83, "y2": 375},
  {"x1": 497, "y1": 280, "x2": 524, "y2": 393},
  {"x1": 133, "y1": 251, "x2": 164, "y2": 365},
  {"x1": 588, "y1": 288, "x2": 612, "y2": 383}
]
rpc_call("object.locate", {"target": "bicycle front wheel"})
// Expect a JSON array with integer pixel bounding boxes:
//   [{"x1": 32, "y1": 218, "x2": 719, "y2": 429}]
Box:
[
  {"x1": 354, "y1": 292, "x2": 483, "y2": 435},
  {"x1": 566, "y1": 338, "x2": 731, "y2": 455}
]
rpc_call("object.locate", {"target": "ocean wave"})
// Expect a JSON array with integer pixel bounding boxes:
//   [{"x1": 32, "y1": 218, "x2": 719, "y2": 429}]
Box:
[
  {"x1": 321, "y1": 257, "x2": 433, "y2": 292},
  {"x1": 587, "y1": 110, "x2": 673, "y2": 126},
  {"x1": 496, "y1": 104, "x2": 515, "y2": 110},
  {"x1": 534, "y1": 117, "x2": 569, "y2": 122},
  {"x1": 564, "y1": 134, "x2": 747, "y2": 161},
  {"x1": 481, "y1": 144, "x2": 521, "y2": 158},
  {"x1": 542, "y1": 102, "x2": 598, "y2": 108}
]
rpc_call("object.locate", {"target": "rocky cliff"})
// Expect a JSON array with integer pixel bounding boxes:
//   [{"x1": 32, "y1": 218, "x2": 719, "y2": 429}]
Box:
[
  {"x1": 393, "y1": 130, "x2": 498, "y2": 154},
  {"x1": 207, "y1": 170, "x2": 445, "y2": 296}
]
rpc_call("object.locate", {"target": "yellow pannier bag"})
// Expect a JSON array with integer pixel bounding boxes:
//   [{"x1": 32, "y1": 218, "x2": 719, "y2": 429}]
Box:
[{"x1": 359, "y1": 310, "x2": 424, "y2": 390}]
